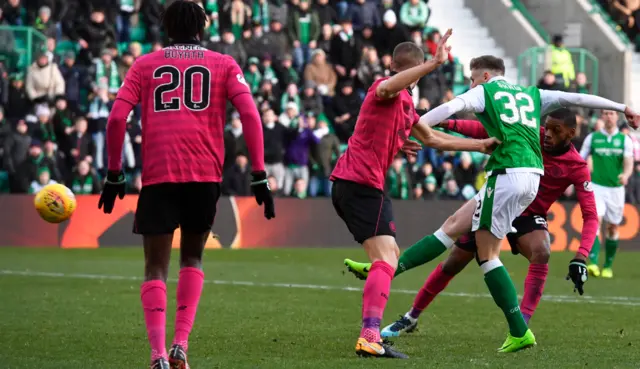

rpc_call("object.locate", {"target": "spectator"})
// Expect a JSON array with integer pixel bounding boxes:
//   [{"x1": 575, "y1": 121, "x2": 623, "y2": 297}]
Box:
[
  {"x1": 262, "y1": 108, "x2": 287, "y2": 189},
  {"x1": 261, "y1": 54, "x2": 279, "y2": 86},
  {"x1": 76, "y1": 9, "x2": 117, "y2": 65},
  {"x1": 57, "y1": 54, "x2": 78, "y2": 113},
  {"x1": 279, "y1": 101, "x2": 301, "y2": 128},
  {"x1": 280, "y1": 83, "x2": 301, "y2": 114},
  {"x1": 399, "y1": 0, "x2": 429, "y2": 32},
  {"x1": 245, "y1": 21, "x2": 272, "y2": 60},
  {"x1": 288, "y1": 0, "x2": 320, "y2": 71},
  {"x1": 28, "y1": 166, "x2": 56, "y2": 194},
  {"x1": 441, "y1": 178, "x2": 463, "y2": 200},
  {"x1": 33, "y1": 6, "x2": 56, "y2": 38},
  {"x1": 252, "y1": 0, "x2": 270, "y2": 31},
  {"x1": 350, "y1": 0, "x2": 381, "y2": 32},
  {"x1": 25, "y1": 53, "x2": 65, "y2": 105},
  {"x1": 42, "y1": 139, "x2": 64, "y2": 179},
  {"x1": 0, "y1": 9, "x2": 17, "y2": 72},
  {"x1": 300, "y1": 80, "x2": 323, "y2": 117},
  {"x1": 16, "y1": 140, "x2": 59, "y2": 193},
  {"x1": 283, "y1": 113, "x2": 319, "y2": 195},
  {"x1": 314, "y1": 0, "x2": 337, "y2": 26},
  {"x1": 332, "y1": 80, "x2": 361, "y2": 142},
  {"x1": 44, "y1": 37, "x2": 60, "y2": 65},
  {"x1": 117, "y1": 0, "x2": 137, "y2": 42},
  {"x1": 255, "y1": 79, "x2": 279, "y2": 113},
  {"x1": 357, "y1": 47, "x2": 383, "y2": 90},
  {"x1": 420, "y1": 175, "x2": 438, "y2": 200},
  {"x1": 69, "y1": 117, "x2": 94, "y2": 166},
  {"x1": 227, "y1": 110, "x2": 248, "y2": 157},
  {"x1": 229, "y1": 0, "x2": 251, "y2": 39},
  {"x1": 52, "y1": 96, "x2": 75, "y2": 155},
  {"x1": 3, "y1": 119, "x2": 30, "y2": 192},
  {"x1": 292, "y1": 178, "x2": 308, "y2": 198},
  {"x1": 547, "y1": 34, "x2": 575, "y2": 88},
  {"x1": 537, "y1": 70, "x2": 561, "y2": 91},
  {"x1": 127, "y1": 118, "x2": 142, "y2": 170},
  {"x1": 303, "y1": 49, "x2": 337, "y2": 97},
  {"x1": 3, "y1": 0, "x2": 26, "y2": 26},
  {"x1": 223, "y1": 154, "x2": 252, "y2": 195},
  {"x1": 331, "y1": 16, "x2": 360, "y2": 82},
  {"x1": 245, "y1": 57, "x2": 263, "y2": 94},
  {"x1": 87, "y1": 84, "x2": 112, "y2": 173},
  {"x1": 454, "y1": 152, "x2": 477, "y2": 188},
  {"x1": 68, "y1": 159, "x2": 101, "y2": 194},
  {"x1": 0, "y1": 107, "x2": 9, "y2": 161},
  {"x1": 425, "y1": 30, "x2": 454, "y2": 85},
  {"x1": 118, "y1": 51, "x2": 135, "y2": 82},
  {"x1": 387, "y1": 156, "x2": 410, "y2": 199},
  {"x1": 211, "y1": 29, "x2": 247, "y2": 68},
  {"x1": 267, "y1": 174, "x2": 282, "y2": 197},
  {"x1": 358, "y1": 24, "x2": 376, "y2": 48},
  {"x1": 265, "y1": 19, "x2": 291, "y2": 61},
  {"x1": 309, "y1": 118, "x2": 339, "y2": 196},
  {"x1": 375, "y1": 10, "x2": 409, "y2": 57},
  {"x1": 128, "y1": 41, "x2": 143, "y2": 59},
  {"x1": 276, "y1": 54, "x2": 300, "y2": 87},
  {"x1": 95, "y1": 49, "x2": 120, "y2": 94},
  {"x1": 6, "y1": 74, "x2": 30, "y2": 121},
  {"x1": 317, "y1": 23, "x2": 333, "y2": 56},
  {"x1": 34, "y1": 105, "x2": 56, "y2": 144}
]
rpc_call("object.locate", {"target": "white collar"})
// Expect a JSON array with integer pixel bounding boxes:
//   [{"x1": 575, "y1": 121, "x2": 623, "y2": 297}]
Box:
[
  {"x1": 488, "y1": 76, "x2": 507, "y2": 83},
  {"x1": 600, "y1": 127, "x2": 619, "y2": 137}
]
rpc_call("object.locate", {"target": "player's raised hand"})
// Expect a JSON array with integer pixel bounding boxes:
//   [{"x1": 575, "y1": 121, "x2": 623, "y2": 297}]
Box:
[
  {"x1": 566, "y1": 258, "x2": 588, "y2": 295},
  {"x1": 479, "y1": 137, "x2": 501, "y2": 154},
  {"x1": 251, "y1": 171, "x2": 276, "y2": 220},
  {"x1": 624, "y1": 106, "x2": 640, "y2": 129},
  {"x1": 401, "y1": 140, "x2": 423, "y2": 158},
  {"x1": 98, "y1": 170, "x2": 126, "y2": 214},
  {"x1": 434, "y1": 28, "x2": 452, "y2": 64}
]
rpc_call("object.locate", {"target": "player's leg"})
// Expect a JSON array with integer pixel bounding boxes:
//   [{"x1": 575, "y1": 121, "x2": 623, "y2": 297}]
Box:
[
  {"x1": 602, "y1": 186, "x2": 624, "y2": 278},
  {"x1": 344, "y1": 199, "x2": 476, "y2": 280},
  {"x1": 511, "y1": 222, "x2": 551, "y2": 324},
  {"x1": 135, "y1": 184, "x2": 181, "y2": 367},
  {"x1": 474, "y1": 173, "x2": 538, "y2": 352},
  {"x1": 169, "y1": 183, "x2": 221, "y2": 369},
  {"x1": 588, "y1": 184, "x2": 608, "y2": 276},
  {"x1": 332, "y1": 180, "x2": 407, "y2": 358},
  {"x1": 381, "y1": 243, "x2": 476, "y2": 338}
]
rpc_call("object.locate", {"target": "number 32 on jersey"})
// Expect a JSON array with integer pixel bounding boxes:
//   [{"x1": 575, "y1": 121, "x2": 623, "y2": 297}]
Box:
[
  {"x1": 493, "y1": 91, "x2": 537, "y2": 128},
  {"x1": 153, "y1": 65, "x2": 211, "y2": 112}
]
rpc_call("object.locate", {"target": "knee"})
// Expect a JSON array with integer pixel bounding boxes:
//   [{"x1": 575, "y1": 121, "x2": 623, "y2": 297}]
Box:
[
  {"x1": 529, "y1": 246, "x2": 550, "y2": 264},
  {"x1": 364, "y1": 237, "x2": 399, "y2": 269},
  {"x1": 441, "y1": 259, "x2": 464, "y2": 275}
]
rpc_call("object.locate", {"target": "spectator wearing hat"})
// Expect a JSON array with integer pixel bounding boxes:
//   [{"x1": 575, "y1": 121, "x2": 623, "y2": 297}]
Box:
[
  {"x1": 375, "y1": 9, "x2": 410, "y2": 57},
  {"x1": 279, "y1": 101, "x2": 301, "y2": 128},
  {"x1": 399, "y1": 0, "x2": 429, "y2": 32},
  {"x1": 280, "y1": 83, "x2": 301, "y2": 115},
  {"x1": 245, "y1": 21, "x2": 273, "y2": 60},
  {"x1": 289, "y1": 0, "x2": 320, "y2": 72},
  {"x1": 418, "y1": 174, "x2": 438, "y2": 200},
  {"x1": 94, "y1": 49, "x2": 120, "y2": 94},
  {"x1": 283, "y1": 111, "x2": 319, "y2": 196},
  {"x1": 262, "y1": 108, "x2": 287, "y2": 190},
  {"x1": 245, "y1": 57, "x2": 263, "y2": 94},
  {"x1": 332, "y1": 80, "x2": 360, "y2": 142},
  {"x1": 276, "y1": 54, "x2": 300, "y2": 86},
  {"x1": 33, "y1": 6, "x2": 56, "y2": 38},
  {"x1": 309, "y1": 117, "x2": 339, "y2": 196},
  {"x1": 28, "y1": 166, "x2": 56, "y2": 194},
  {"x1": 6, "y1": 73, "x2": 30, "y2": 121},
  {"x1": 314, "y1": 0, "x2": 337, "y2": 26},
  {"x1": 3, "y1": 119, "x2": 30, "y2": 191},
  {"x1": 330, "y1": 15, "x2": 361, "y2": 82},
  {"x1": 261, "y1": 54, "x2": 279, "y2": 86},
  {"x1": 26, "y1": 52, "x2": 65, "y2": 105},
  {"x1": 210, "y1": 29, "x2": 247, "y2": 68},
  {"x1": 300, "y1": 80, "x2": 323, "y2": 117},
  {"x1": 68, "y1": 159, "x2": 101, "y2": 195},
  {"x1": 304, "y1": 49, "x2": 337, "y2": 97},
  {"x1": 350, "y1": 0, "x2": 381, "y2": 32},
  {"x1": 76, "y1": 9, "x2": 117, "y2": 65},
  {"x1": 59, "y1": 52, "x2": 87, "y2": 114},
  {"x1": 34, "y1": 105, "x2": 56, "y2": 144},
  {"x1": 265, "y1": 19, "x2": 291, "y2": 60}
]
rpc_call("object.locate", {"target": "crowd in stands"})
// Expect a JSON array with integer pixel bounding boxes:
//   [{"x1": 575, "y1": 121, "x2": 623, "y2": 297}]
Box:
[
  {"x1": 598, "y1": 0, "x2": 640, "y2": 49},
  {"x1": 1, "y1": 0, "x2": 640, "y2": 203}
]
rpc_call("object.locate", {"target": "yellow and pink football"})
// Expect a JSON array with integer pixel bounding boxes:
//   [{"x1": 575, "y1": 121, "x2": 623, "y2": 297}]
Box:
[{"x1": 34, "y1": 183, "x2": 77, "y2": 223}]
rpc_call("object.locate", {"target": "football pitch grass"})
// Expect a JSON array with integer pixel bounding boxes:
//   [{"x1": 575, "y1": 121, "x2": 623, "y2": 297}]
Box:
[{"x1": 1, "y1": 248, "x2": 640, "y2": 369}]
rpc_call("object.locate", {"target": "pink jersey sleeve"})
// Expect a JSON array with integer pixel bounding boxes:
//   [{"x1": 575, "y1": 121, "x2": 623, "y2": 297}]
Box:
[
  {"x1": 224, "y1": 56, "x2": 265, "y2": 172},
  {"x1": 445, "y1": 119, "x2": 489, "y2": 139},
  {"x1": 116, "y1": 60, "x2": 142, "y2": 105},
  {"x1": 573, "y1": 164, "x2": 598, "y2": 258}
]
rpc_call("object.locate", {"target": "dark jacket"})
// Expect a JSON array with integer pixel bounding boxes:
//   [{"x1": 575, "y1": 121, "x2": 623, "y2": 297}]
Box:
[
  {"x1": 263, "y1": 123, "x2": 287, "y2": 164},
  {"x1": 223, "y1": 163, "x2": 252, "y2": 196},
  {"x1": 2, "y1": 130, "x2": 30, "y2": 174},
  {"x1": 210, "y1": 40, "x2": 248, "y2": 69}
]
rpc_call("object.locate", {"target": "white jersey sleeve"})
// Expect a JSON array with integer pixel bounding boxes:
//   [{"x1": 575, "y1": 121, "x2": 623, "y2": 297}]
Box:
[
  {"x1": 418, "y1": 85, "x2": 485, "y2": 127},
  {"x1": 540, "y1": 90, "x2": 627, "y2": 116}
]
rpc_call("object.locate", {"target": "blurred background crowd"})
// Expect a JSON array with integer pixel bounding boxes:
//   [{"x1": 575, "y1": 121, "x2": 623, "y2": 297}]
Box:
[{"x1": 1, "y1": 0, "x2": 640, "y2": 203}]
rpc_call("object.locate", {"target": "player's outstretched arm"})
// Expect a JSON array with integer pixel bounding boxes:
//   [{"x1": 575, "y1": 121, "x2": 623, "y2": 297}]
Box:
[
  {"x1": 376, "y1": 29, "x2": 452, "y2": 99},
  {"x1": 441, "y1": 119, "x2": 489, "y2": 139},
  {"x1": 540, "y1": 90, "x2": 640, "y2": 128},
  {"x1": 411, "y1": 121, "x2": 498, "y2": 153}
]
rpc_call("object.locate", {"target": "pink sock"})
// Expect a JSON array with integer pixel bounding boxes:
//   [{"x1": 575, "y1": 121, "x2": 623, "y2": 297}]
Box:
[
  {"x1": 173, "y1": 267, "x2": 205, "y2": 351},
  {"x1": 141, "y1": 280, "x2": 168, "y2": 361},
  {"x1": 520, "y1": 263, "x2": 548, "y2": 324},
  {"x1": 409, "y1": 263, "x2": 454, "y2": 319},
  {"x1": 360, "y1": 261, "x2": 395, "y2": 343}
]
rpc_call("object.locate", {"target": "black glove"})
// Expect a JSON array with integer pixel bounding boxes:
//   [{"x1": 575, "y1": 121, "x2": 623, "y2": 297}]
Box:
[
  {"x1": 251, "y1": 171, "x2": 275, "y2": 220},
  {"x1": 566, "y1": 258, "x2": 588, "y2": 295},
  {"x1": 98, "y1": 170, "x2": 126, "y2": 214}
]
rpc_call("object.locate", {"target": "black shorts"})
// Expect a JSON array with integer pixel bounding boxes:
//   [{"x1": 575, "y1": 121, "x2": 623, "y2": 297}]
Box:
[
  {"x1": 331, "y1": 179, "x2": 395, "y2": 244},
  {"x1": 456, "y1": 214, "x2": 548, "y2": 255},
  {"x1": 134, "y1": 182, "x2": 221, "y2": 235}
]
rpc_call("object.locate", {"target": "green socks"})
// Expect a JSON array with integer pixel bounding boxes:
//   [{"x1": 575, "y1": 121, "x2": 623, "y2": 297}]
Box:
[
  {"x1": 603, "y1": 239, "x2": 619, "y2": 269},
  {"x1": 589, "y1": 235, "x2": 601, "y2": 265},
  {"x1": 483, "y1": 260, "x2": 528, "y2": 338},
  {"x1": 395, "y1": 229, "x2": 453, "y2": 277}
]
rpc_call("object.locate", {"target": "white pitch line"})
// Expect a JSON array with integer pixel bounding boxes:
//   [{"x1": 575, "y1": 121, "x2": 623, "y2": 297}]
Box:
[{"x1": 2, "y1": 269, "x2": 640, "y2": 307}]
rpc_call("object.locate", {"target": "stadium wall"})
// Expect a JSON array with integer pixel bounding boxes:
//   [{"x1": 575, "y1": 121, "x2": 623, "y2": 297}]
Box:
[{"x1": 1, "y1": 195, "x2": 639, "y2": 251}]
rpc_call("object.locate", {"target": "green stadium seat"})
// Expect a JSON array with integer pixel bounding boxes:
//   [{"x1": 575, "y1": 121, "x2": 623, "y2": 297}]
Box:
[
  {"x1": 0, "y1": 171, "x2": 9, "y2": 193},
  {"x1": 55, "y1": 40, "x2": 77, "y2": 57}
]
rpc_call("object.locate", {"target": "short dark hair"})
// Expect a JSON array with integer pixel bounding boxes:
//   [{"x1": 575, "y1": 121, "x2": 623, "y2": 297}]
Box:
[
  {"x1": 469, "y1": 55, "x2": 505, "y2": 75},
  {"x1": 162, "y1": 0, "x2": 208, "y2": 42},
  {"x1": 548, "y1": 108, "x2": 577, "y2": 129},
  {"x1": 392, "y1": 42, "x2": 424, "y2": 71}
]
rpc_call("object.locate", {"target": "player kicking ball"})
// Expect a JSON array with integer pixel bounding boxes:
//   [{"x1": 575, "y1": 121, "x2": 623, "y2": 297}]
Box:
[
  {"x1": 98, "y1": 2, "x2": 275, "y2": 368},
  {"x1": 330, "y1": 29, "x2": 500, "y2": 359},
  {"x1": 345, "y1": 108, "x2": 597, "y2": 338},
  {"x1": 344, "y1": 55, "x2": 640, "y2": 353},
  {"x1": 580, "y1": 110, "x2": 634, "y2": 279}
]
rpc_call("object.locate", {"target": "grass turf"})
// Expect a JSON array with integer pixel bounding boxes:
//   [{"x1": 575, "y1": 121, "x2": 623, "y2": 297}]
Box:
[{"x1": 0, "y1": 248, "x2": 639, "y2": 369}]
